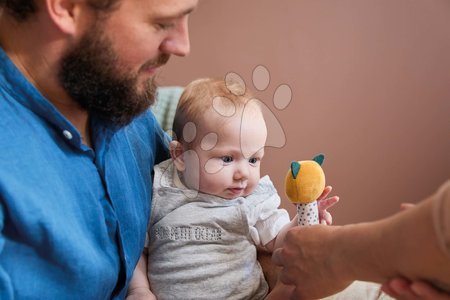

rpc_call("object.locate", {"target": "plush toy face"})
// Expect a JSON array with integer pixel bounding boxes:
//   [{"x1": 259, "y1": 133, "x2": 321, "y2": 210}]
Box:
[{"x1": 285, "y1": 154, "x2": 326, "y2": 204}]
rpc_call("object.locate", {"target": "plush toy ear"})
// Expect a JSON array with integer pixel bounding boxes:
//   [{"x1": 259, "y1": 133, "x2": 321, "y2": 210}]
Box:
[
  {"x1": 291, "y1": 161, "x2": 301, "y2": 179},
  {"x1": 312, "y1": 153, "x2": 325, "y2": 166}
]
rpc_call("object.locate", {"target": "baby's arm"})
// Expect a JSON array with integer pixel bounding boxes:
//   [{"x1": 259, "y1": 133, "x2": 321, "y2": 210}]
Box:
[
  {"x1": 126, "y1": 252, "x2": 157, "y2": 300},
  {"x1": 264, "y1": 217, "x2": 298, "y2": 252},
  {"x1": 265, "y1": 185, "x2": 339, "y2": 252}
]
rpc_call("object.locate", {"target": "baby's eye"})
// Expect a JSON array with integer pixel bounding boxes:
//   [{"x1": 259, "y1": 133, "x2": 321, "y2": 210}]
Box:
[
  {"x1": 249, "y1": 157, "x2": 258, "y2": 164},
  {"x1": 221, "y1": 156, "x2": 233, "y2": 163}
]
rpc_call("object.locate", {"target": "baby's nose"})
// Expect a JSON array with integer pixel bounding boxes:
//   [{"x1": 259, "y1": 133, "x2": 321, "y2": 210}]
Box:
[{"x1": 233, "y1": 162, "x2": 249, "y2": 181}]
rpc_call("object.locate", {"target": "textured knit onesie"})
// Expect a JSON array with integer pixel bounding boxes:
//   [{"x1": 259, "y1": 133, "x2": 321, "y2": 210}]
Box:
[{"x1": 147, "y1": 159, "x2": 290, "y2": 300}]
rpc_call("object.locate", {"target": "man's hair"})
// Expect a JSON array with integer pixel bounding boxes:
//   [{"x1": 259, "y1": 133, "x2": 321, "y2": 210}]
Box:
[
  {"x1": 0, "y1": 0, "x2": 121, "y2": 21},
  {"x1": 172, "y1": 78, "x2": 259, "y2": 145}
]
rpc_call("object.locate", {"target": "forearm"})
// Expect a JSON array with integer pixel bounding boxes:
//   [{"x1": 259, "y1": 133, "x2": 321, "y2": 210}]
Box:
[
  {"x1": 335, "y1": 194, "x2": 450, "y2": 287},
  {"x1": 128, "y1": 252, "x2": 151, "y2": 294}
]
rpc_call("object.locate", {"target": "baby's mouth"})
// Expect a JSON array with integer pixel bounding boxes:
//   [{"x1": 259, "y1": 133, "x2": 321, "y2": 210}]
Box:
[{"x1": 228, "y1": 187, "x2": 245, "y2": 194}]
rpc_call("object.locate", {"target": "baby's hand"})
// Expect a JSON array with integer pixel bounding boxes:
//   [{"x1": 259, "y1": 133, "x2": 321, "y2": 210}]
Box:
[
  {"x1": 317, "y1": 185, "x2": 339, "y2": 225},
  {"x1": 382, "y1": 277, "x2": 450, "y2": 300},
  {"x1": 126, "y1": 287, "x2": 157, "y2": 300}
]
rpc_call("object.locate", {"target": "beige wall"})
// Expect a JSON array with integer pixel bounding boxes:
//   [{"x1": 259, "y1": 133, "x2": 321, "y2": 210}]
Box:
[{"x1": 160, "y1": 0, "x2": 450, "y2": 224}]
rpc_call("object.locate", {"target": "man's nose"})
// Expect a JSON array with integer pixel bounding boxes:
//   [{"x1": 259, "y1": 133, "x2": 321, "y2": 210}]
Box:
[{"x1": 159, "y1": 17, "x2": 190, "y2": 57}]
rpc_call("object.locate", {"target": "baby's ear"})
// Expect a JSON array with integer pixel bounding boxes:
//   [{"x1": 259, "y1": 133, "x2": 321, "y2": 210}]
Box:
[{"x1": 170, "y1": 141, "x2": 185, "y2": 171}]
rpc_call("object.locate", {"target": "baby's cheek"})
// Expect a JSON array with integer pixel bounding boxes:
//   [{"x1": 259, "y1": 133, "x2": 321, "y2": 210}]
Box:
[
  {"x1": 204, "y1": 158, "x2": 224, "y2": 174},
  {"x1": 199, "y1": 169, "x2": 227, "y2": 192},
  {"x1": 245, "y1": 181, "x2": 258, "y2": 195}
]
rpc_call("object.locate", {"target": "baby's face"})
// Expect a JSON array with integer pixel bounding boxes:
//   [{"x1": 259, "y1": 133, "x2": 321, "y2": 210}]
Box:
[{"x1": 182, "y1": 106, "x2": 267, "y2": 199}]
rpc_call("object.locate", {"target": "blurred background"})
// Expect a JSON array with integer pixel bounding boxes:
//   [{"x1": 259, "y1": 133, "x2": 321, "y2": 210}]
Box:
[{"x1": 159, "y1": 0, "x2": 450, "y2": 224}]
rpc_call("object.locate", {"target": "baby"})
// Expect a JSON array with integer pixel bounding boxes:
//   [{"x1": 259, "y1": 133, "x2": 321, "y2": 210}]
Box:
[{"x1": 128, "y1": 78, "x2": 336, "y2": 300}]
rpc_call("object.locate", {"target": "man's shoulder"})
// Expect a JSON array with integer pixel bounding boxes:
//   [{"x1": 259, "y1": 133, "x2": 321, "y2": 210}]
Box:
[{"x1": 0, "y1": 90, "x2": 30, "y2": 142}]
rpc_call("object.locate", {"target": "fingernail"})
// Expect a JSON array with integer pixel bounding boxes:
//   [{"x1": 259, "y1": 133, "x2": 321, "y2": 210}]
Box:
[{"x1": 410, "y1": 284, "x2": 424, "y2": 296}]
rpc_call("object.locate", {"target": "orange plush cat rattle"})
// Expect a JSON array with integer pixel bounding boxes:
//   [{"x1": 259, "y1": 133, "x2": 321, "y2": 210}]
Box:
[{"x1": 285, "y1": 154, "x2": 325, "y2": 226}]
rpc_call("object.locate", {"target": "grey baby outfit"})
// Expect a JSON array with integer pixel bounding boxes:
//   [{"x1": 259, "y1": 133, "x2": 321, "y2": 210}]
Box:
[{"x1": 147, "y1": 159, "x2": 290, "y2": 300}]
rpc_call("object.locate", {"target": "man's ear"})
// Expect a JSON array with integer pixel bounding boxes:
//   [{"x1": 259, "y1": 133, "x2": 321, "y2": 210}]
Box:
[
  {"x1": 45, "y1": 0, "x2": 84, "y2": 35},
  {"x1": 170, "y1": 141, "x2": 185, "y2": 172}
]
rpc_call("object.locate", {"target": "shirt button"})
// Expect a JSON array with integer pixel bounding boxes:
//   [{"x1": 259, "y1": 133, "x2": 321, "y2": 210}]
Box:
[
  {"x1": 158, "y1": 190, "x2": 166, "y2": 196},
  {"x1": 62, "y1": 130, "x2": 73, "y2": 140}
]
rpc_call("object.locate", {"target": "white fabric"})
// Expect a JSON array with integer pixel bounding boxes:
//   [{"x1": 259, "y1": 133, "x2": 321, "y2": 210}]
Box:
[{"x1": 323, "y1": 281, "x2": 391, "y2": 300}]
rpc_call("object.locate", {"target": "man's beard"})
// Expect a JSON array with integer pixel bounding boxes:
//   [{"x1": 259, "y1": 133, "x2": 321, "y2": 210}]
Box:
[{"x1": 58, "y1": 25, "x2": 169, "y2": 127}]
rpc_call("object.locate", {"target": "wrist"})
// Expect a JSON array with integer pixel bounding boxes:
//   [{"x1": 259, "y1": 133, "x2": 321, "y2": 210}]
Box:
[
  {"x1": 328, "y1": 225, "x2": 358, "y2": 283},
  {"x1": 127, "y1": 286, "x2": 154, "y2": 299},
  {"x1": 334, "y1": 221, "x2": 393, "y2": 283}
]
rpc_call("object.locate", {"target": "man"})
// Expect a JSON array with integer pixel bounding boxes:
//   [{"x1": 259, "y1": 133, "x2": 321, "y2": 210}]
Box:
[{"x1": 0, "y1": 0, "x2": 197, "y2": 298}]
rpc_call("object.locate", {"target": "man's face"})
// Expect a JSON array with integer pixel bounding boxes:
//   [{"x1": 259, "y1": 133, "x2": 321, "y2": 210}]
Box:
[{"x1": 59, "y1": 0, "x2": 198, "y2": 126}]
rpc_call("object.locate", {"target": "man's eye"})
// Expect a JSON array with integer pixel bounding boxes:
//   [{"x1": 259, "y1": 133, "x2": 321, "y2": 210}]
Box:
[
  {"x1": 249, "y1": 158, "x2": 258, "y2": 164},
  {"x1": 221, "y1": 156, "x2": 233, "y2": 163},
  {"x1": 157, "y1": 23, "x2": 174, "y2": 30}
]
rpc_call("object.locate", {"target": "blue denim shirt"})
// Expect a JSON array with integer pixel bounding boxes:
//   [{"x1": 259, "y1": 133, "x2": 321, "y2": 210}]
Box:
[{"x1": 0, "y1": 48, "x2": 169, "y2": 299}]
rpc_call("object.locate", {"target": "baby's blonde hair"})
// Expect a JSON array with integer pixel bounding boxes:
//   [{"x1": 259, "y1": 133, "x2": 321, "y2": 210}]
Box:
[{"x1": 172, "y1": 78, "x2": 258, "y2": 145}]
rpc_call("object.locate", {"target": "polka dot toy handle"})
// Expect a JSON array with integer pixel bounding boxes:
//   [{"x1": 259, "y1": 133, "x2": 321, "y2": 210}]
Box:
[{"x1": 297, "y1": 201, "x2": 319, "y2": 226}]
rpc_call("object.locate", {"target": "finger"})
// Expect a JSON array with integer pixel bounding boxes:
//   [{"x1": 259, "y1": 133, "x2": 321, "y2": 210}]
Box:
[
  {"x1": 289, "y1": 286, "x2": 302, "y2": 300},
  {"x1": 268, "y1": 283, "x2": 296, "y2": 300},
  {"x1": 400, "y1": 202, "x2": 416, "y2": 210},
  {"x1": 318, "y1": 196, "x2": 339, "y2": 211},
  {"x1": 283, "y1": 285, "x2": 296, "y2": 300},
  {"x1": 324, "y1": 211, "x2": 333, "y2": 225},
  {"x1": 273, "y1": 253, "x2": 303, "y2": 287},
  {"x1": 389, "y1": 278, "x2": 420, "y2": 300},
  {"x1": 271, "y1": 248, "x2": 285, "y2": 267},
  {"x1": 277, "y1": 267, "x2": 298, "y2": 287},
  {"x1": 319, "y1": 210, "x2": 332, "y2": 225},
  {"x1": 317, "y1": 185, "x2": 332, "y2": 200},
  {"x1": 381, "y1": 282, "x2": 398, "y2": 298},
  {"x1": 411, "y1": 281, "x2": 450, "y2": 300}
]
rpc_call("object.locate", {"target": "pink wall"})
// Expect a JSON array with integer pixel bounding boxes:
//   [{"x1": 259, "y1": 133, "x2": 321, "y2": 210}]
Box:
[{"x1": 160, "y1": 0, "x2": 450, "y2": 224}]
